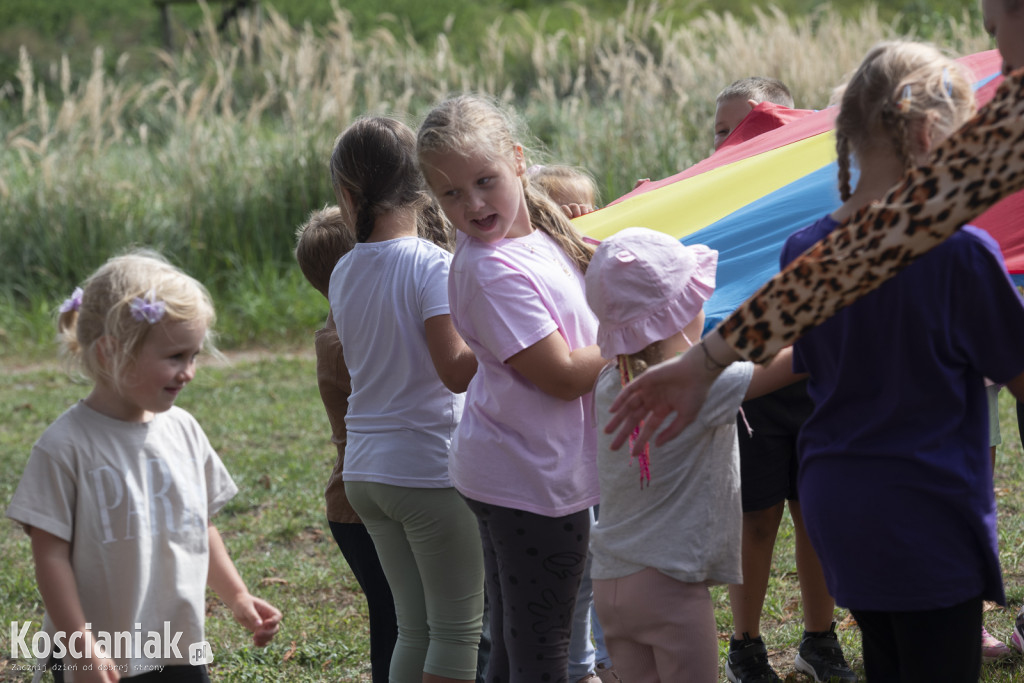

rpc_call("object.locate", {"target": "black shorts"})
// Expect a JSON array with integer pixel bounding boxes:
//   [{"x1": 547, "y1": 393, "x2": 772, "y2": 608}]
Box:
[{"x1": 736, "y1": 378, "x2": 814, "y2": 512}]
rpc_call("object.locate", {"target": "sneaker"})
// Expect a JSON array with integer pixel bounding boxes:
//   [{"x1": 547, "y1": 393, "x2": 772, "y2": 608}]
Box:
[
  {"x1": 982, "y1": 625, "x2": 1014, "y2": 662},
  {"x1": 594, "y1": 663, "x2": 623, "y2": 683},
  {"x1": 725, "y1": 633, "x2": 782, "y2": 683},
  {"x1": 1010, "y1": 607, "x2": 1024, "y2": 653},
  {"x1": 793, "y1": 622, "x2": 857, "y2": 682}
]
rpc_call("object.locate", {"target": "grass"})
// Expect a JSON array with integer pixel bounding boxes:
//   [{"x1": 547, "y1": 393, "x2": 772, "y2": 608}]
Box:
[{"x1": 3, "y1": 353, "x2": 1024, "y2": 681}]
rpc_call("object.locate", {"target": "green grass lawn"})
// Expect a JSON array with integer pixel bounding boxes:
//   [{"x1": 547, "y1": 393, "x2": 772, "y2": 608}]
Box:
[{"x1": 3, "y1": 353, "x2": 1024, "y2": 681}]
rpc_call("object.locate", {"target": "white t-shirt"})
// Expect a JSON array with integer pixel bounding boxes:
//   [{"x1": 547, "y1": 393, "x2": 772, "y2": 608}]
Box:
[
  {"x1": 329, "y1": 236, "x2": 463, "y2": 487},
  {"x1": 6, "y1": 402, "x2": 238, "y2": 680},
  {"x1": 591, "y1": 361, "x2": 751, "y2": 585},
  {"x1": 447, "y1": 229, "x2": 599, "y2": 517}
]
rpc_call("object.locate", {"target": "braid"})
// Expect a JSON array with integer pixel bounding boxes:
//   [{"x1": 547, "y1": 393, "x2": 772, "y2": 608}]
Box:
[
  {"x1": 418, "y1": 199, "x2": 454, "y2": 252},
  {"x1": 888, "y1": 107, "x2": 915, "y2": 173},
  {"x1": 354, "y1": 203, "x2": 376, "y2": 243},
  {"x1": 524, "y1": 182, "x2": 594, "y2": 274},
  {"x1": 835, "y1": 133, "x2": 853, "y2": 202}
]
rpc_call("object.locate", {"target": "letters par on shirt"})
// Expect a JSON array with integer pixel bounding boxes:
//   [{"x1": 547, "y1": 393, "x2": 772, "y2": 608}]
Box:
[{"x1": 88, "y1": 457, "x2": 207, "y2": 544}]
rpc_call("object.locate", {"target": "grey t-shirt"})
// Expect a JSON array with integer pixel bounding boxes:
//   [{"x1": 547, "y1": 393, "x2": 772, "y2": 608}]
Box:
[
  {"x1": 7, "y1": 401, "x2": 237, "y2": 680},
  {"x1": 591, "y1": 360, "x2": 752, "y2": 585}
]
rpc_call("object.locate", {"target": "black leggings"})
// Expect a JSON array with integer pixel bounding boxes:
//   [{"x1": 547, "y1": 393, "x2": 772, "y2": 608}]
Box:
[
  {"x1": 850, "y1": 596, "x2": 982, "y2": 683},
  {"x1": 464, "y1": 498, "x2": 590, "y2": 683},
  {"x1": 329, "y1": 521, "x2": 398, "y2": 683}
]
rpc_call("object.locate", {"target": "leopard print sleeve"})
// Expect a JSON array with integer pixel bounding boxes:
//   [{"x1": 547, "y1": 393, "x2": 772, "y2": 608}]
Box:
[{"x1": 718, "y1": 67, "x2": 1024, "y2": 362}]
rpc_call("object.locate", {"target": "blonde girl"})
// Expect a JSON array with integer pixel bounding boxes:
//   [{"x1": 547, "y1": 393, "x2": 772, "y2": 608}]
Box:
[
  {"x1": 778, "y1": 41, "x2": 1024, "y2": 682},
  {"x1": 328, "y1": 116, "x2": 484, "y2": 683},
  {"x1": 6, "y1": 250, "x2": 280, "y2": 683},
  {"x1": 417, "y1": 94, "x2": 607, "y2": 683}
]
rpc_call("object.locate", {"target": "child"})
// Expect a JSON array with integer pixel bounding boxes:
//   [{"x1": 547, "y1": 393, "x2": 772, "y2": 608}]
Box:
[
  {"x1": 586, "y1": 227, "x2": 803, "y2": 683},
  {"x1": 527, "y1": 163, "x2": 601, "y2": 217},
  {"x1": 6, "y1": 249, "x2": 281, "y2": 682},
  {"x1": 294, "y1": 205, "x2": 398, "y2": 683},
  {"x1": 714, "y1": 78, "x2": 853, "y2": 683},
  {"x1": 779, "y1": 41, "x2": 1024, "y2": 681},
  {"x1": 417, "y1": 93, "x2": 608, "y2": 683},
  {"x1": 713, "y1": 76, "x2": 797, "y2": 150},
  {"x1": 328, "y1": 116, "x2": 484, "y2": 683},
  {"x1": 527, "y1": 163, "x2": 618, "y2": 683}
]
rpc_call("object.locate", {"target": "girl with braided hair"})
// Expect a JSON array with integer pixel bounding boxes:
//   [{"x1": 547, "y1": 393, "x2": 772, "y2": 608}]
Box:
[
  {"x1": 328, "y1": 116, "x2": 485, "y2": 683},
  {"x1": 772, "y1": 41, "x2": 1024, "y2": 681}
]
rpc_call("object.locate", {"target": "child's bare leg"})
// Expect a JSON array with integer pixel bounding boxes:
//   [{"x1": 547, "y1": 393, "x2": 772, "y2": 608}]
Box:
[
  {"x1": 789, "y1": 501, "x2": 835, "y2": 632},
  {"x1": 729, "y1": 502, "x2": 785, "y2": 638}
]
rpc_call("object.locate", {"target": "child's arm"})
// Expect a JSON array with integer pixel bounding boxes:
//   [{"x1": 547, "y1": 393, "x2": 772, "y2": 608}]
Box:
[
  {"x1": 207, "y1": 524, "x2": 282, "y2": 647},
  {"x1": 744, "y1": 347, "x2": 807, "y2": 400},
  {"x1": 506, "y1": 332, "x2": 606, "y2": 401},
  {"x1": 30, "y1": 527, "x2": 120, "y2": 682},
  {"x1": 425, "y1": 314, "x2": 477, "y2": 393}
]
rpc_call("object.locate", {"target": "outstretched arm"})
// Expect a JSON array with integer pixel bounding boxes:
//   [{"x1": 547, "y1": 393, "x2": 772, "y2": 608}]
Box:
[
  {"x1": 608, "y1": 69, "x2": 1024, "y2": 452},
  {"x1": 606, "y1": 333, "x2": 738, "y2": 452},
  {"x1": 720, "y1": 68, "x2": 1024, "y2": 363}
]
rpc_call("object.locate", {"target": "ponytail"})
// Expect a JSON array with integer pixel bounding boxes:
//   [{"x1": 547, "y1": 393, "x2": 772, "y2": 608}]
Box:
[{"x1": 524, "y1": 181, "x2": 594, "y2": 274}]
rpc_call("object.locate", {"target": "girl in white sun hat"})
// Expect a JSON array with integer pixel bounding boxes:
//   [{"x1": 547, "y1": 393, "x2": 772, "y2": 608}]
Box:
[{"x1": 585, "y1": 227, "x2": 802, "y2": 683}]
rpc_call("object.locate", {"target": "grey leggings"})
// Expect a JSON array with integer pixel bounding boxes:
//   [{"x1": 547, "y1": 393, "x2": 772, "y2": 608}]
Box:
[
  {"x1": 464, "y1": 498, "x2": 590, "y2": 683},
  {"x1": 347, "y1": 482, "x2": 485, "y2": 681}
]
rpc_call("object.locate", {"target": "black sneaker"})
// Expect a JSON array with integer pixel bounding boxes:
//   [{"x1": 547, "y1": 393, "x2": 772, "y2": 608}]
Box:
[
  {"x1": 794, "y1": 622, "x2": 858, "y2": 682},
  {"x1": 726, "y1": 632, "x2": 782, "y2": 683}
]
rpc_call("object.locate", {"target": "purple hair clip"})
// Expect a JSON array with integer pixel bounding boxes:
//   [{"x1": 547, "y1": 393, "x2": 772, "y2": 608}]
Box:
[
  {"x1": 130, "y1": 290, "x2": 166, "y2": 324},
  {"x1": 59, "y1": 287, "x2": 84, "y2": 313},
  {"x1": 525, "y1": 164, "x2": 545, "y2": 176}
]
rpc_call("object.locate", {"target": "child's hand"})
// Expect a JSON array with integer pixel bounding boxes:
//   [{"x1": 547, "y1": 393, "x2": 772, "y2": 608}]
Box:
[
  {"x1": 560, "y1": 203, "x2": 595, "y2": 219},
  {"x1": 228, "y1": 593, "x2": 282, "y2": 647}
]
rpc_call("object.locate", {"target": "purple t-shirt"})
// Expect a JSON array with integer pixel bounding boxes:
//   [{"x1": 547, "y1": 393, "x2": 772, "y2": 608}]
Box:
[
  {"x1": 781, "y1": 215, "x2": 1024, "y2": 611},
  {"x1": 448, "y1": 229, "x2": 599, "y2": 517}
]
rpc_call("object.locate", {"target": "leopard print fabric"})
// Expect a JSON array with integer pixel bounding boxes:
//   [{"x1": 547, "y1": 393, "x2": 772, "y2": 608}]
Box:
[{"x1": 719, "y1": 67, "x2": 1024, "y2": 362}]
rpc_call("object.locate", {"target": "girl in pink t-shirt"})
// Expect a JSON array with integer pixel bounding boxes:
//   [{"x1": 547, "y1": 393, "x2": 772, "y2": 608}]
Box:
[{"x1": 418, "y1": 94, "x2": 607, "y2": 683}]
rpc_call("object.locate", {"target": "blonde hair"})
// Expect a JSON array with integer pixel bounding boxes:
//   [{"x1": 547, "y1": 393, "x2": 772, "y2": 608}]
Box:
[
  {"x1": 527, "y1": 164, "x2": 600, "y2": 208},
  {"x1": 417, "y1": 94, "x2": 595, "y2": 274},
  {"x1": 294, "y1": 205, "x2": 356, "y2": 297},
  {"x1": 329, "y1": 116, "x2": 454, "y2": 252},
  {"x1": 58, "y1": 249, "x2": 217, "y2": 388},
  {"x1": 832, "y1": 41, "x2": 976, "y2": 201}
]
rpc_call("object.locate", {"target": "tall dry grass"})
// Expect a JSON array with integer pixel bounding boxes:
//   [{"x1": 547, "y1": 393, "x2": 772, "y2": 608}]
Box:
[{"x1": 0, "y1": 0, "x2": 991, "y2": 356}]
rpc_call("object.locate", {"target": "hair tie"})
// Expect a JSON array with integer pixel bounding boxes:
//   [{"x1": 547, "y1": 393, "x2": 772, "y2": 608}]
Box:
[
  {"x1": 942, "y1": 67, "x2": 953, "y2": 97},
  {"x1": 59, "y1": 287, "x2": 83, "y2": 313},
  {"x1": 525, "y1": 164, "x2": 545, "y2": 176},
  {"x1": 896, "y1": 84, "x2": 913, "y2": 113},
  {"x1": 130, "y1": 289, "x2": 166, "y2": 324}
]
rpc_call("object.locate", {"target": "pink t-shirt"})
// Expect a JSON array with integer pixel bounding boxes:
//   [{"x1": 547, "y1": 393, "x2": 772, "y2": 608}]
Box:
[{"x1": 448, "y1": 229, "x2": 599, "y2": 517}]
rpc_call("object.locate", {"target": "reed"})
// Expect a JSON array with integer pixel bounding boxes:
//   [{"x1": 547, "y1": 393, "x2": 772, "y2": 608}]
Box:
[{"x1": 0, "y1": 1, "x2": 990, "y2": 359}]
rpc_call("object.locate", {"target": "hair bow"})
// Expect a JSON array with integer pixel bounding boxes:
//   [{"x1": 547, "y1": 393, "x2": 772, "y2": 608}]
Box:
[
  {"x1": 59, "y1": 287, "x2": 84, "y2": 313},
  {"x1": 130, "y1": 290, "x2": 166, "y2": 324}
]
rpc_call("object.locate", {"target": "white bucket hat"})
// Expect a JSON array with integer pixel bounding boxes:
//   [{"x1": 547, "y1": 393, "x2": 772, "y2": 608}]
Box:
[{"x1": 585, "y1": 227, "x2": 718, "y2": 357}]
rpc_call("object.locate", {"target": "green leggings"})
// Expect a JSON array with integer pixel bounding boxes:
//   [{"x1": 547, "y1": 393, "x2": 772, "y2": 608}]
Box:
[{"x1": 346, "y1": 482, "x2": 485, "y2": 680}]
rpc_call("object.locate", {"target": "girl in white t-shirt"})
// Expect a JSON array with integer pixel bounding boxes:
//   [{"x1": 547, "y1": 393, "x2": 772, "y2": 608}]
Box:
[
  {"x1": 7, "y1": 250, "x2": 280, "y2": 683},
  {"x1": 328, "y1": 116, "x2": 484, "y2": 683},
  {"x1": 417, "y1": 94, "x2": 608, "y2": 683},
  {"x1": 585, "y1": 228, "x2": 800, "y2": 683}
]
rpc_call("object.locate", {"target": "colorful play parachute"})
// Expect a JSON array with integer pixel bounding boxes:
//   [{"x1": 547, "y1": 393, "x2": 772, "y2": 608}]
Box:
[{"x1": 573, "y1": 49, "x2": 1024, "y2": 331}]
